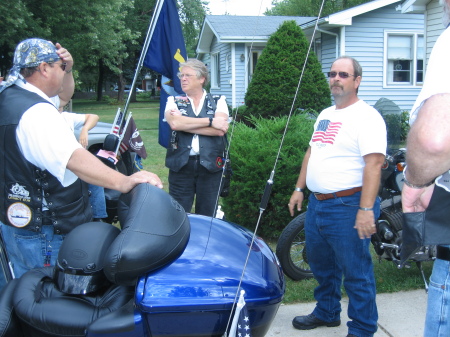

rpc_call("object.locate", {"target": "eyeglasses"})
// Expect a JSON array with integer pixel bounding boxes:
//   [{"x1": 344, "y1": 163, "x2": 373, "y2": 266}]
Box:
[
  {"x1": 51, "y1": 62, "x2": 67, "y2": 72},
  {"x1": 177, "y1": 73, "x2": 196, "y2": 79},
  {"x1": 328, "y1": 71, "x2": 356, "y2": 79}
]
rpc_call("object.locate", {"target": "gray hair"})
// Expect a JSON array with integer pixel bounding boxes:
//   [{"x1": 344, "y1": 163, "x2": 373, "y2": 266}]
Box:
[
  {"x1": 332, "y1": 56, "x2": 362, "y2": 93},
  {"x1": 179, "y1": 59, "x2": 209, "y2": 87},
  {"x1": 333, "y1": 56, "x2": 363, "y2": 78}
]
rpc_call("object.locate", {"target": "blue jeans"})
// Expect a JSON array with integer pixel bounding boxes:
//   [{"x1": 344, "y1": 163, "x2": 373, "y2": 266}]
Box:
[
  {"x1": 424, "y1": 256, "x2": 450, "y2": 337},
  {"x1": 88, "y1": 184, "x2": 107, "y2": 219},
  {"x1": 168, "y1": 156, "x2": 222, "y2": 217},
  {"x1": 305, "y1": 192, "x2": 380, "y2": 337},
  {"x1": 0, "y1": 222, "x2": 64, "y2": 279}
]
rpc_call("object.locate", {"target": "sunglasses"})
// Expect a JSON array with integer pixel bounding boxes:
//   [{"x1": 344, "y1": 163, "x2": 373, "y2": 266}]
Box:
[
  {"x1": 51, "y1": 62, "x2": 67, "y2": 72},
  {"x1": 328, "y1": 71, "x2": 356, "y2": 79}
]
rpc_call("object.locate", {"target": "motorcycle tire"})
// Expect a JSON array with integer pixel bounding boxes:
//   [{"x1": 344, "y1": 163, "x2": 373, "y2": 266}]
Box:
[{"x1": 276, "y1": 213, "x2": 314, "y2": 281}]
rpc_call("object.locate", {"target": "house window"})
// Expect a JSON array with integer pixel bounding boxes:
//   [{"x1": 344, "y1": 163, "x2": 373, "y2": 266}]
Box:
[
  {"x1": 249, "y1": 50, "x2": 262, "y2": 82},
  {"x1": 314, "y1": 38, "x2": 322, "y2": 62},
  {"x1": 211, "y1": 52, "x2": 220, "y2": 88},
  {"x1": 385, "y1": 32, "x2": 423, "y2": 86}
]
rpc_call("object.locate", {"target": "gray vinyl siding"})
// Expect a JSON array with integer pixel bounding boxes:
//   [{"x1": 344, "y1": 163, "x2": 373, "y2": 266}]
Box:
[
  {"x1": 209, "y1": 37, "x2": 231, "y2": 99},
  {"x1": 234, "y1": 43, "x2": 247, "y2": 107},
  {"x1": 344, "y1": 4, "x2": 424, "y2": 111},
  {"x1": 425, "y1": 0, "x2": 445, "y2": 67},
  {"x1": 320, "y1": 32, "x2": 338, "y2": 73}
]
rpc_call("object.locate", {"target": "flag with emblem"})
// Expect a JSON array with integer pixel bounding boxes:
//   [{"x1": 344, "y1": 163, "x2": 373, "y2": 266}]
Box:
[
  {"x1": 227, "y1": 290, "x2": 252, "y2": 337},
  {"x1": 143, "y1": 0, "x2": 187, "y2": 148},
  {"x1": 119, "y1": 116, "x2": 147, "y2": 159}
]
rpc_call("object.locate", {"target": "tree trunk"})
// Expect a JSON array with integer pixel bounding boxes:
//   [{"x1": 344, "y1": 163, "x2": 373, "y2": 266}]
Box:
[
  {"x1": 96, "y1": 58, "x2": 104, "y2": 101},
  {"x1": 118, "y1": 63, "x2": 125, "y2": 102}
]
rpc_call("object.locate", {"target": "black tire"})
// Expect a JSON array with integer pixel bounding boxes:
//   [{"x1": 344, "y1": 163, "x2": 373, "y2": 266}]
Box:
[{"x1": 276, "y1": 213, "x2": 313, "y2": 280}]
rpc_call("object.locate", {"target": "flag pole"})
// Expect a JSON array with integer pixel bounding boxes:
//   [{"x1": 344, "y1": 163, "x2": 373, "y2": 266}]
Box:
[{"x1": 122, "y1": 0, "x2": 165, "y2": 116}]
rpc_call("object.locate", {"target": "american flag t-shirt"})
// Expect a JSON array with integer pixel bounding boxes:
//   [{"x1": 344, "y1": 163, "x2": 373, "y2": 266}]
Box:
[{"x1": 312, "y1": 120, "x2": 342, "y2": 145}]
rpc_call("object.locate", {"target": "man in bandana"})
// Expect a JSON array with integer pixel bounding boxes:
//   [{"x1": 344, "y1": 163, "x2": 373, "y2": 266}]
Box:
[{"x1": 0, "y1": 38, "x2": 163, "y2": 278}]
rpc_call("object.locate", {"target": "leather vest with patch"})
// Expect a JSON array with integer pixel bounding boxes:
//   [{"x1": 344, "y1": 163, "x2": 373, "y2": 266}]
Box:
[
  {"x1": 0, "y1": 85, "x2": 92, "y2": 233},
  {"x1": 165, "y1": 94, "x2": 226, "y2": 173}
]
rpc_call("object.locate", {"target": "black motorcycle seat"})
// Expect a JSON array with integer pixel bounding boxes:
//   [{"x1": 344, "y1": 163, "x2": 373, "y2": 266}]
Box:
[
  {"x1": 12, "y1": 267, "x2": 134, "y2": 337},
  {"x1": 0, "y1": 279, "x2": 23, "y2": 337}
]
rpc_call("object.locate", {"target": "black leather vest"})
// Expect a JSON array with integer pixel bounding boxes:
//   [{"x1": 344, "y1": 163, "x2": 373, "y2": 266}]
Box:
[
  {"x1": 165, "y1": 94, "x2": 226, "y2": 173},
  {"x1": 0, "y1": 85, "x2": 92, "y2": 233}
]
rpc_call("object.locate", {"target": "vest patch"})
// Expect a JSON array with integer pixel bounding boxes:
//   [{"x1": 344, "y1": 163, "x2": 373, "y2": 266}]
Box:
[
  {"x1": 8, "y1": 182, "x2": 31, "y2": 203},
  {"x1": 7, "y1": 202, "x2": 32, "y2": 228},
  {"x1": 216, "y1": 156, "x2": 225, "y2": 168}
]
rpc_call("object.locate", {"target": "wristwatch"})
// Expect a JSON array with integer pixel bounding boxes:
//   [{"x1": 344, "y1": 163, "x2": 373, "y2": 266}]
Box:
[
  {"x1": 294, "y1": 187, "x2": 304, "y2": 192},
  {"x1": 208, "y1": 117, "x2": 213, "y2": 127}
]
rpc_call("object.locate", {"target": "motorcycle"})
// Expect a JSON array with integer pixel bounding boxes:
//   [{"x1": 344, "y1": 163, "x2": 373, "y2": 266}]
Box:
[
  {"x1": 275, "y1": 100, "x2": 435, "y2": 283},
  {"x1": 0, "y1": 183, "x2": 285, "y2": 337}
]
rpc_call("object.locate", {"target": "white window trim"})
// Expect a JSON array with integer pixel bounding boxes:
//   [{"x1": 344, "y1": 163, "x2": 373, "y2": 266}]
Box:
[
  {"x1": 383, "y1": 30, "x2": 424, "y2": 88},
  {"x1": 211, "y1": 52, "x2": 220, "y2": 89}
]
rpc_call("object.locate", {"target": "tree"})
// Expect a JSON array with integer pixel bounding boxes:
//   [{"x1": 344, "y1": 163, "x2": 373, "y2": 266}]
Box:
[
  {"x1": 266, "y1": 0, "x2": 373, "y2": 17},
  {"x1": 178, "y1": 0, "x2": 208, "y2": 57},
  {"x1": 244, "y1": 20, "x2": 331, "y2": 120},
  {"x1": 0, "y1": 0, "x2": 205, "y2": 99}
]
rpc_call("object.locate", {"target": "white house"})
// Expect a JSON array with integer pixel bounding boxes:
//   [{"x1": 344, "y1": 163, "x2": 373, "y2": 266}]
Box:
[
  {"x1": 401, "y1": 0, "x2": 447, "y2": 66},
  {"x1": 197, "y1": 0, "x2": 425, "y2": 111}
]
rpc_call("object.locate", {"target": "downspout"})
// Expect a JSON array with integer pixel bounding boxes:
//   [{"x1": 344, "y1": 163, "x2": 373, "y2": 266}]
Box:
[
  {"x1": 316, "y1": 28, "x2": 340, "y2": 59},
  {"x1": 231, "y1": 43, "x2": 236, "y2": 108}
]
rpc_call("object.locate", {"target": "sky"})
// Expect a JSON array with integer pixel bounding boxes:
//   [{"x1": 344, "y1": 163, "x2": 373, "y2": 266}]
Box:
[{"x1": 207, "y1": 0, "x2": 274, "y2": 16}]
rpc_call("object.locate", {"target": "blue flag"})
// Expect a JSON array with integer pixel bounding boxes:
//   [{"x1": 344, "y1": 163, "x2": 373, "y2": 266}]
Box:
[{"x1": 143, "y1": 0, "x2": 187, "y2": 148}]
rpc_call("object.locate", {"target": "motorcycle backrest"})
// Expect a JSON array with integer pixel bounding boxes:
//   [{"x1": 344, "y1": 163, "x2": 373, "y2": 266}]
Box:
[{"x1": 103, "y1": 184, "x2": 191, "y2": 286}]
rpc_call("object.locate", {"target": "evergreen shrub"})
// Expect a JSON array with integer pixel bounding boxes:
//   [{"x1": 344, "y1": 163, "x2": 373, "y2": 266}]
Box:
[
  {"x1": 222, "y1": 112, "x2": 316, "y2": 239},
  {"x1": 244, "y1": 20, "x2": 331, "y2": 121},
  {"x1": 401, "y1": 110, "x2": 410, "y2": 141}
]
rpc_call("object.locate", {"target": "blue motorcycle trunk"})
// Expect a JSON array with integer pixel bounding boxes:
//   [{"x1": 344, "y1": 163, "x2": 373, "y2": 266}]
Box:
[{"x1": 135, "y1": 214, "x2": 285, "y2": 337}]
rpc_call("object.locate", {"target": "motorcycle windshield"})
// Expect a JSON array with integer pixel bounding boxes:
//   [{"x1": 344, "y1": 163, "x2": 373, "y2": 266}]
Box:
[{"x1": 373, "y1": 97, "x2": 402, "y2": 155}]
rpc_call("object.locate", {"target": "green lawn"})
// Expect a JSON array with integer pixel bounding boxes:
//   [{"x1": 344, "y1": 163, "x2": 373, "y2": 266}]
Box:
[
  {"x1": 73, "y1": 98, "x2": 169, "y2": 188},
  {"x1": 72, "y1": 98, "x2": 433, "y2": 305}
]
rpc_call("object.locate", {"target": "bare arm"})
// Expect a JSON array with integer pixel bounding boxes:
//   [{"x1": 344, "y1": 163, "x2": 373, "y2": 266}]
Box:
[
  {"x1": 55, "y1": 43, "x2": 75, "y2": 107},
  {"x1": 78, "y1": 114, "x2": 100, "y2": 148},
  {"x1": 405, "y1": 93, "x2": 450, "y2": 185},
  {"x1": 354, "y1": 152, "x2": 385, "y2": 239},
  {"x1": 67, "y1": 148, "x2": 162, "y2": 193},
  {"x1": 165, "y1": 110, "x2": 229, "y2": 136},
  {"x1": 401, "y1": 94, "x2": 450, "y2": 213},
  {"x1": 288, "y1": 147, "x2": 311, "y2": 216}
]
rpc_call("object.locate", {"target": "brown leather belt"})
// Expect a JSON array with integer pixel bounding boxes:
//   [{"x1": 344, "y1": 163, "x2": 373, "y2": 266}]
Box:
[{"x1": 313, "y1": 187, "x2": 362, "y2": 201}]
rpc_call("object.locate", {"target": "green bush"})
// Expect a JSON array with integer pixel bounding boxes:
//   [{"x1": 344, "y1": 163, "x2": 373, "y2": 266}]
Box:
[
  {"x1": 222, "y1": 112, "x2": 315, "y2": 239},
  {"x1": 244, "y1": 20, "x2": 331, "y2": 121},
  {"x1": 401, "y1": 110, "x2": 410, "y2": 141}
]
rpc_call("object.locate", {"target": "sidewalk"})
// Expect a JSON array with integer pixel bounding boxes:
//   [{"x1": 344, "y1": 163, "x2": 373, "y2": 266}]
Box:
[{"x1": 266, "y1": 289, "x2": 427, "y2": 336}]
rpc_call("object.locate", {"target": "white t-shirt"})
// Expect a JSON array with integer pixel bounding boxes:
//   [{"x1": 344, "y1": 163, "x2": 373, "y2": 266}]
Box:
[
  {"x1": 165, "y1": 90, "x2": 228, "y2": 155},
  {"x1": 15, "y1": 80, "x2": 82, "y2": 187},
  {"x1": 60, "y1": 112, "x2": 86, "y2": 133},
  {"x1": 410, "y1": 26, "x2": 450, "y2": 123},
  {"x1": 306, "y1": 100, "x2": 387, "y2": 193}
]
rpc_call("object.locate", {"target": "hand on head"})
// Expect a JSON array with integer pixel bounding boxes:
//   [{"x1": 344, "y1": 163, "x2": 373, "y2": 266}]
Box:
[{"x1": 55, "y1": 43, "x2": 73, "y2": 71}]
